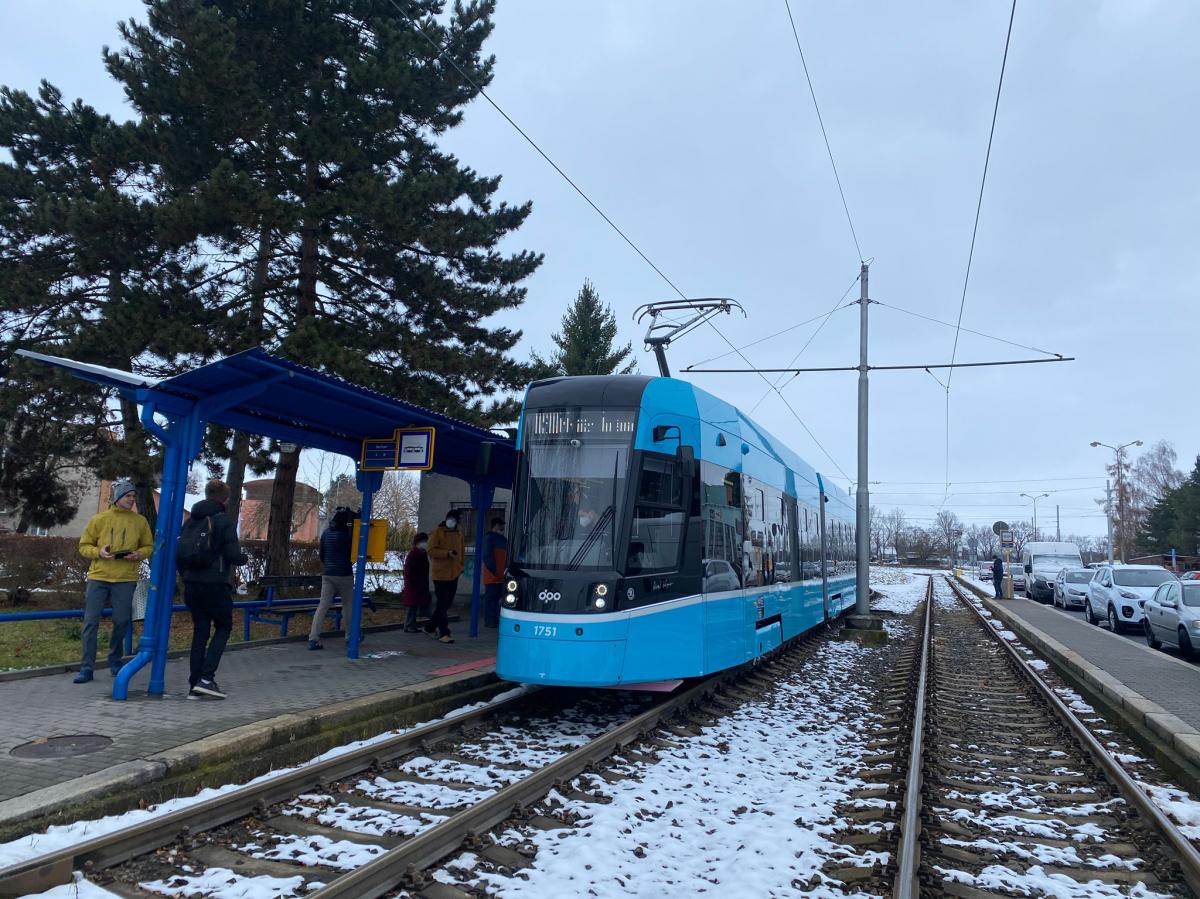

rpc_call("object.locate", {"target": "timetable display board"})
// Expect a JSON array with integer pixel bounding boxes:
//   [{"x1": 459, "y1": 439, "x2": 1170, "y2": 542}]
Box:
[
  {"x1": 359, "y1": 427, "x2": 436, "y2": 471},
  {"x1": 526, "y1": 409, "x2": 637, "y2": 439}
]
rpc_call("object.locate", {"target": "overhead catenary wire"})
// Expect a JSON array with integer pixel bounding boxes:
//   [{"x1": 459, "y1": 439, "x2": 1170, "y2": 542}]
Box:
[
  {"x1": 782, "y1": 0, "x2": 863, "y2": 262},
  {"x1": 874, "y1": 300, "x2": 1061, "y2": 359},
  {"x1": 388, "y1": 0, "x2": 855, "y2": 482},
  {"x1": 939, "y1": 0, "x2": 1019, "y2": 505}
]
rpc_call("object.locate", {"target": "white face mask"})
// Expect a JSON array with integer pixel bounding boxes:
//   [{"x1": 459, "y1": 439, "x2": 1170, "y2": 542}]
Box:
[
  {"x1": 445, "y1": 519, "x2": 457, "y2": 530},
  {"x1": 416, "y1": 542, "x2": 428, "y2": 550},
  {"x1": 578, "y1": 515, "x2": 592, "y2": 527}
]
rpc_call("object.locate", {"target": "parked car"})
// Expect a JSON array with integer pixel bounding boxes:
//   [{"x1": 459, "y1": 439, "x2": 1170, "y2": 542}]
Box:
[
  {"x1": 1053, "y1": 567, "x2": 1093, "y2": 610},
  {"x1": 1179, "y1": 571, "x2": 1200, "y2": 581},
  {"x1": 1005, "y1": 561, "x2": 1025, "y2": 593},
  {"x1": 1022, "y1": 541, "x2": 1084, "y2": 603},
  {"x1": 1084, "y1": 564, "x2": 1176, "y2": 632},
  {"x1": 977, "y1": 561, "x2": 992, "y2": 581},
  {"x1": 1142, "y1": 580, "x2": 1200, "y2": 659}
]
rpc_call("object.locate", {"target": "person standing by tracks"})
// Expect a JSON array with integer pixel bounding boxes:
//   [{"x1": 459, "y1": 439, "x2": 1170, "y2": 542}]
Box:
[
  {"x1": 425, "y1": 511, "x2": 464, "y2": 643},
  {"x1": 401, "y1": 532, "x2": 431, "y2": 633},
  {"x1": 74, "y1": 478, "x2": 154, "y2": 683},
  {"x1": 992, "y1": 553, "x2": 1005, "y2": 599},
  {"x1": 309, "y1": 507, "x2": 355, "y2": 650},
  {"x1": 178, "y1": 479, "x2": 248, "y2": 699},
  {"x1": 481, "y1": 517, "x2": 508, "y2": 628}
]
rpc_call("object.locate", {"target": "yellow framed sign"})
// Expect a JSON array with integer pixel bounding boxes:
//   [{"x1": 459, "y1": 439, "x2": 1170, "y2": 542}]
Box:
[
  {"x1": 360, "y1": 438, "x2": 399, "y2": 471},
  {"x1": 394, "y1": 427, "x2": 435, "y2": 471}
]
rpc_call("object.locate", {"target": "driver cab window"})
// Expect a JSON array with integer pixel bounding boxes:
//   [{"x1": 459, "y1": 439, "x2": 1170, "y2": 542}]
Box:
[{"x1": 629, "y1": 454, "x2": 686, "y2": 573}]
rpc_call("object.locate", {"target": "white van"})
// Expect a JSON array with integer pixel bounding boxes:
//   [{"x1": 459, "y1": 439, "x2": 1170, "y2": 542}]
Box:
[{"x1": 1022, "y1": 541, "x2": 1084, "y2": 602}]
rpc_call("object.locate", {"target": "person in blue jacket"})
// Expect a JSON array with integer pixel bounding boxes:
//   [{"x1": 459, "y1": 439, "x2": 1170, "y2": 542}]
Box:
[{"x1": 310, "y1": 507, "x2": 355, "y2": 649}]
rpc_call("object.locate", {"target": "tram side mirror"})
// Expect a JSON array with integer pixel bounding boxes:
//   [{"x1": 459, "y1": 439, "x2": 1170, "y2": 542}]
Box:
[{"x1": 1024, "y1": 564, "x2": 1032, "y2": 574}]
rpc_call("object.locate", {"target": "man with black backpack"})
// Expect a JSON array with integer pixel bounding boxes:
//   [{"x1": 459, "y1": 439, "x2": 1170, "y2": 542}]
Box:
[{"x1": 178, "y1": 479, "x2": 248, "y2": 699}]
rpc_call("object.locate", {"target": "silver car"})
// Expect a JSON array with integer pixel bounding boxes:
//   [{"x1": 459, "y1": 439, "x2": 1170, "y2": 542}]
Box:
[
  {"x1": 1143, "y1": 580, "x2": 1200, "y2": 659},
  {"x1": 1054, "y1": 567, "x2": 1092, "y2": 610}
]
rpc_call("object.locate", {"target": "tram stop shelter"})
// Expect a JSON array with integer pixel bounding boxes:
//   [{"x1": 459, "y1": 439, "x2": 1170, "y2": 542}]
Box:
[{"x1": 18, "y1": 347, "x2": 517, "y2": 700}]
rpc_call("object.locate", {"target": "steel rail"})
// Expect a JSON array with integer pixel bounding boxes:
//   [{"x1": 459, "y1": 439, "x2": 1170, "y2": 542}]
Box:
[
  {"x1": 944, "y1": 575, "x2": 1200, "y2": 895},
  {"x1": 892, "y1": 576, "x2": 932, "y2": 899},
  {"x1": 0, "y1": 687, "x2": 534, "y2": 897},
  {"x1": 306, "y1": 670, "x2": 733, "y2": 898}
]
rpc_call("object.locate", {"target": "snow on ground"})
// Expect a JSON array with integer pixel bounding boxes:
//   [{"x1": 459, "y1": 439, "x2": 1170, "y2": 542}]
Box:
[
  {"x1": 938, "y1": 863, "x2": 1172, "y2": 899},
  {"x1": 18, "y1": 872, "x2": 124, "y2": 899},
  {"x1": 459, "y1": 639, "x2": 890, "y2": 898},
  {"x1": 869, "y1": 566, "x2": 933, "y2": 615},
  {"x1": 237, "y1": 833, "x2": 384, "y2": 870},
  {"x1": 139, "y1": 868, "x2": 308, "y2": 898},
  {"x1": 0, "y1": 686, "x2": 532, "y2": 869}
]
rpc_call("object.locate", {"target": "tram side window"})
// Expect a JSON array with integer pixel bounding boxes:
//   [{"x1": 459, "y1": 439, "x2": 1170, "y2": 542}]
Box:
[
  {"x1": 798, "y1": 504, "x2": 817, "y2": 581},
  {"x1": 701, "y1": 462, "x2": 743, "y2": 587},
  {"x1": 629, "y1": 454, "x2": 687, "y2": 574},
  {"x1": 757, "y1": 482, "x2": 787, "y2": 585},
  {"x1": 778, "y1": 496, "x2": 798, "y2": 583}
]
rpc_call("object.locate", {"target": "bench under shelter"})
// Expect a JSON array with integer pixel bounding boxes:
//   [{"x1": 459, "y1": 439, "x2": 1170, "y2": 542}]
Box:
[{"x1": 19, "y1": 347, "x2": 516, "y2": 700}]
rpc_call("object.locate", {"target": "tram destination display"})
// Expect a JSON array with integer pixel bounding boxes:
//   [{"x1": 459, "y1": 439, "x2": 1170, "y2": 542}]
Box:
[{"x1": 526, "y1": 409, "x2": 636, "y2": 438}]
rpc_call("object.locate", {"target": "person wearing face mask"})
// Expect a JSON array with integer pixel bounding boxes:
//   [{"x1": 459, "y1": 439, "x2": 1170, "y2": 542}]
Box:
[
  {"x1": 400, "y1": 532, "x2": 431, "y2": 632},
  {"x1": 425, "y1": 511, "x2": 465, "y2": 642}
]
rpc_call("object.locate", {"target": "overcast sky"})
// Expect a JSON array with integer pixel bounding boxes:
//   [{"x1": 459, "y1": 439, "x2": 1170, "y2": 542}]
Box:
[{"x1": 3, "y1": 1, "x2": 1197, "y2": 541}]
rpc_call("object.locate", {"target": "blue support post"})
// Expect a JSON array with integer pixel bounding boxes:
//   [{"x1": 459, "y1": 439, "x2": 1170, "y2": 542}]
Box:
[
  {"x1": 114, "y1": 402, "x2": 205, "y2": 700},
  {"x1": 348, "y1": 468, "x2": 383, "y2": 659},
  {"x1": 468, "y1": 483, "x2": 494, "y2": 639}
]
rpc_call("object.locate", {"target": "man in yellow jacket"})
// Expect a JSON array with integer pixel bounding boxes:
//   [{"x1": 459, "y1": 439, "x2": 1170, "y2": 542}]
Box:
[
  {"x1": 424, "y1": 510, "x2": 465, "y2": 643},
  {"x1": 75, "y1": 479, "x2": 154, "y2": 683}
]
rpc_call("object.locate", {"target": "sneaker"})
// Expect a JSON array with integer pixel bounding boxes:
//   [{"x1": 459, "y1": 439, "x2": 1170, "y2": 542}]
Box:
[
  {"x1": 439, "y1": 634, "x2": 455, "y2": 644},
  {"x1": 308, "y1": 640, "x2": 323, "y2": 651},
  {"x1": 403, "y1": 626, "x2": 420, "y2": 634},
  {"x1": 424, "y1": 629, "x2": 438, "y2": 639},
  {"x1": 192, "y1": 678, "x2": 226, "y2": 699},
  {"x1": 187, "y1": 688, "x2": 200, "y2": 700},
  {"x1": 73, "y1": 670, "x2": 93, "y2": 684}
]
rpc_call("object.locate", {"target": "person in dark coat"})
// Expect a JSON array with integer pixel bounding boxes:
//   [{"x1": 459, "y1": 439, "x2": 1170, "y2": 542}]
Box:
[
  {"x1": 182, "y1": 479, "x2": 248, "y2": 699},
  {"x1": 309, "y1": 507, "x2": 355, "y2": 650},
  {"x1": 992, "y1": 554, "x2": 1005, "y2": 599},
  {"x1": 401, "y1": 533, "x2": 431, "y2": 633}
]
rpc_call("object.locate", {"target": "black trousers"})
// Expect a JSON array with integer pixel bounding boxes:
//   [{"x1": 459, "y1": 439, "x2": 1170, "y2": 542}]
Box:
[
  {"x1": 993, "y1": 576, "x2": 1004, "y2": 598},
  {"x1": 427, "y1": 578, "x2": 458, "y2": 637},
  {"x1": 184, "y1": 580, "x2": 233, "y2": 686}
]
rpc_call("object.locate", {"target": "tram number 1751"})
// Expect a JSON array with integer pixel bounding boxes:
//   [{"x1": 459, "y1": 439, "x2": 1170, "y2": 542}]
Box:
[{"x1": 533, "y1": 625, "x2": 558, "y2": 637}]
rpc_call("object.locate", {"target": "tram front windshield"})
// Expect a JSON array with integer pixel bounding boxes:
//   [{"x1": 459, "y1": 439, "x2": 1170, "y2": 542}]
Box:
[{"x1": 515, "y1": 433, "x2": 632, "y2": 571}]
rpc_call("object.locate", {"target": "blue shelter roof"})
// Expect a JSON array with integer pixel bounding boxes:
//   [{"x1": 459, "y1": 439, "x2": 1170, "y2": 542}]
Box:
[{"x1": 18, "y1": 347, "x2": 515, "y2": 486}]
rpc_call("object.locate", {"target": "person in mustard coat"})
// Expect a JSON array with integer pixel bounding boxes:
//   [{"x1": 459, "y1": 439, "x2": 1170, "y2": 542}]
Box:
[
  {"x1": 425, "y1": 510, "x2": 465, "y2": 643},
  {"x1": 75, "y1": 479, "x2": 154, "y2": 683}
]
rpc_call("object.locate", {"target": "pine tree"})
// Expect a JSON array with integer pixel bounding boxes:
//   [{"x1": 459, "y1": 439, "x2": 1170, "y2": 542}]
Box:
[
  {"x1": 105, "y1": 0, "x2": 543, "y2": 572},
  {"x1": 1138, "y1": 457, "x2": 1200, "y2": 556},
  {"x1": 0, "y1": 81, "x2": 213, "y2": 531},
  {"x1": 533, "y1": 280, "x2": 636, "y2": 376}
]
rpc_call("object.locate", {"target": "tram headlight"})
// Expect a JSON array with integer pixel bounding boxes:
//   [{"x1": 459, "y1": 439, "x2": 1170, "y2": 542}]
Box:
[
  {"x1": 506, "y1": 579, "x2": 518, "y2": 593},
  {"x1": 595, "y1": 583, "x2": 608, "y2": 597},
  {"x1": 591, "y1": 582, "x2": 611, "y2": 610},
  {"x1": 594, "y1": 597, "x2": 607, "y2": 610},
  {"x1": 504, "y1": 593, "x2": 517, "y2": 606}
]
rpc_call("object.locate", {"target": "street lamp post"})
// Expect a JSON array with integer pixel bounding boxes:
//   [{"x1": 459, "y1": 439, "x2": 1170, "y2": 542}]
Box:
[
  {"x1": 1020, "y1": 492, "x2": 1050, "y2": 541},
  {"x1": 1090, "y1": 440, "x2": 1142, "y2": 563}
]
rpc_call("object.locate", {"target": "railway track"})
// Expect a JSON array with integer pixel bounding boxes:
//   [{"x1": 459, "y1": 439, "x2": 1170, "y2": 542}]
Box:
[
  {"x1": 889, "y1": 575, "x2": 1200, "y2": 898},
  {"x1": 0, "y1": 628, "x2": 832, "y2": 899}
]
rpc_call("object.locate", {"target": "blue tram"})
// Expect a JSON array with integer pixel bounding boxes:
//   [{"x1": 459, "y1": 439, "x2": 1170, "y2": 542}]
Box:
[{"x1": 495, "y1": 374, "x2": 857, "y2": 688}]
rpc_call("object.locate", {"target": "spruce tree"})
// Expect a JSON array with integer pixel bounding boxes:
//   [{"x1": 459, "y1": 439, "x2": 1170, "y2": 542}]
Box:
[
  {"x1": 105, "y1": 0, "x2": 543, "y2": 572},
  {"x1": 533, "y1": 280, "x2": 636, "y2": 376}
]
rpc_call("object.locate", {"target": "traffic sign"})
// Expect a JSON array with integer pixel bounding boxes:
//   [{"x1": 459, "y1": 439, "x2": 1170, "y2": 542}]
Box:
[
  {"x1": 992, "y1": 520, "x2": 1009, "y2": 536},
  {"x1": 395, "y1": 427, "x2": 435, "y2": 471},
  {"x1": 1000, "y1": 530, "x2": 1014, "y2": 548}
]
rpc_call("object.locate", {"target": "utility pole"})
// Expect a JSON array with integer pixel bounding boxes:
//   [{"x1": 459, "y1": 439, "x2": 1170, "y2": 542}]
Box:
[
  {"x1": 1105, "y1": 479, "x2": 1114, "y2": 563},
  {"x1": 849, "y1": 262, "x2": 876, "y2": 627},
  {"x1": 1056, "y1": 505, "x2": 1060, "y2": 541}
]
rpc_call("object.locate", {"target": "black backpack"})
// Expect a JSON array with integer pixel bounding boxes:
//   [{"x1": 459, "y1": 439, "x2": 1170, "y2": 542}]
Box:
[{"x1": 176, "y1": 515, "x2": 219, "y2": 572}]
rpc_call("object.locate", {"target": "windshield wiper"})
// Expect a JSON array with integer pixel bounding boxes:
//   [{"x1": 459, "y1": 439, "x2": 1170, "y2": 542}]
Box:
[{"x1": 568, "y1": 505, "x2": 614, "y2": 570}]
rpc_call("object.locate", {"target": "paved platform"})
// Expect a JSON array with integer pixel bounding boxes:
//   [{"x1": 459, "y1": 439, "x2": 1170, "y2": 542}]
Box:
[
  {"x1": 0, "y1": 622, "x2": 499, "y2": 818},
  {"x1": 997, "y1": 596, "x2": 1200, "y2": 729},
  {"x1": 963, "y1": 580, "x2": 1200, "y2": 782}
]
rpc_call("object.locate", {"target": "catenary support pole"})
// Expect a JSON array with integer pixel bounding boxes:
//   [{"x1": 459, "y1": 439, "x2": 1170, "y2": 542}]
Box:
[
  {"x1": 1057, "y1": 505, "x2": 1061, "y2": 541},
  {"x1": 854, "y1": 262, "x2": 871, "y2": 618}
]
